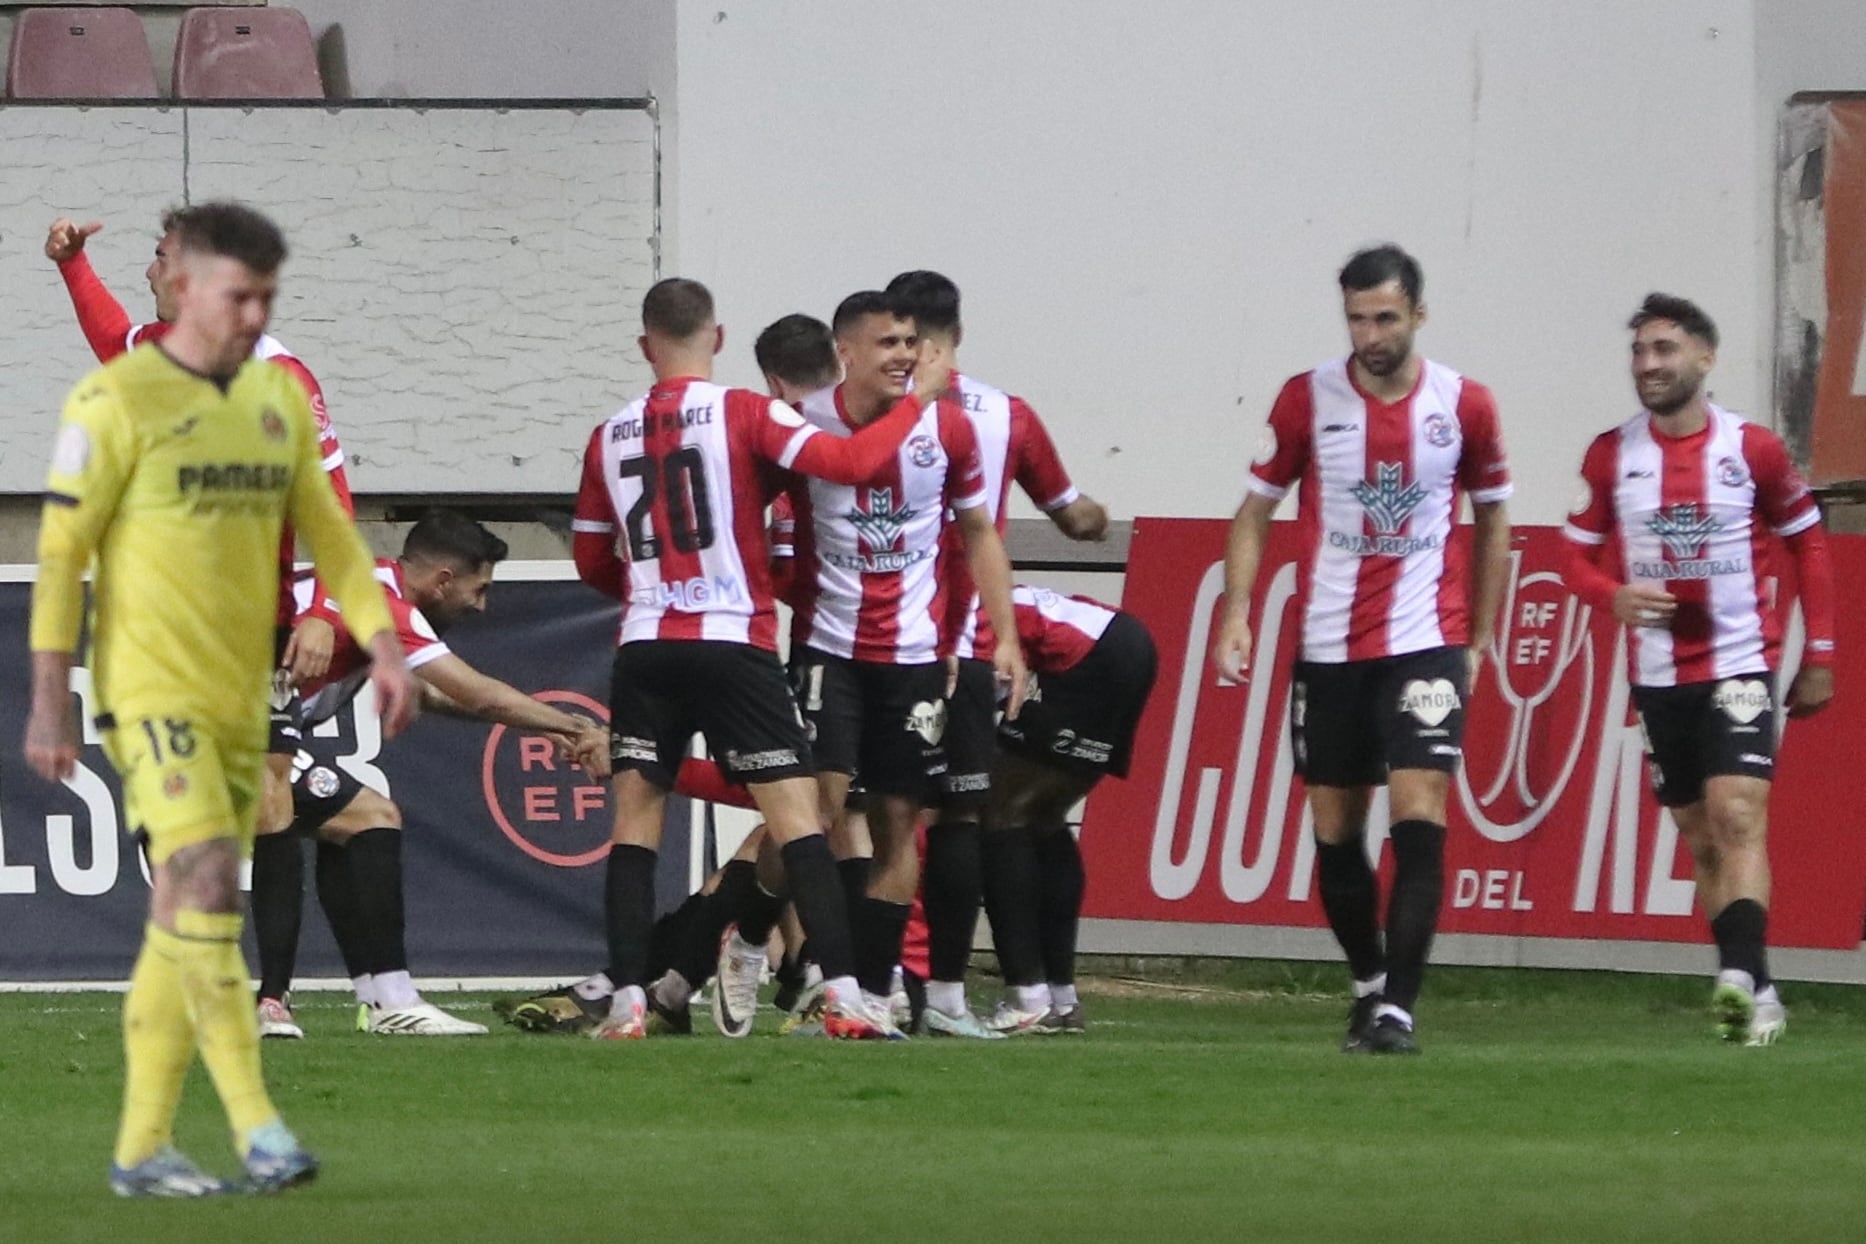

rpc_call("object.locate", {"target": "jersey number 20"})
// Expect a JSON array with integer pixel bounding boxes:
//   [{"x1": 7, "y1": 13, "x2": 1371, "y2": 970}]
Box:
[{"x1": 618, "y1": 446, "x2": 715, "y2": 560}]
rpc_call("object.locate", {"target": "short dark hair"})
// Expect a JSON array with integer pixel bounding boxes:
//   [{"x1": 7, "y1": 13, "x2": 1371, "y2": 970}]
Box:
[
  {"x1": 402, "y1": 509, "x2": 509, "y2": 571},
  {"x1": 1628, "y1": 293, "x2": 1718, "y2": 349},
  {"x1": 158, "y1": 205, "x2": 184, "y2": 235},
  {"x1": 884, "y1": 270, "x2": 961, "y2": 335},
  {"x1": 832, "y1": 290, "x2": 901, "y2": 339},
  {"x1": 642, "y1": 278, "x2": 715, "y2": 339},
  {"x1": 754, "y1": 314, "x2": 838, "y2": 388},
  {"x1": 1339, "y1": 244, "x2": 1423, "y2": 306},
  {"x1": 171, "y1": 201, "x2": 287, "y2": 274}
]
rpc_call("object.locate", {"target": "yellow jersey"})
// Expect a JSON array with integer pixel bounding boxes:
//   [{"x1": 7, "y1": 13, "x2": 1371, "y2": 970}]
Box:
[{"x1": 30, "y1": 343, "x2": 395, "y2": 740}]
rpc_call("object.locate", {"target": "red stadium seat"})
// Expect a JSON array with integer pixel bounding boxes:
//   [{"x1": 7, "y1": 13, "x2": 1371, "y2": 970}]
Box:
[
  {"x1": 6, "y1": 7, "x2": 159, "y2": 100},
  {"x1": 172, "y1": 6, "x2": 323, "y2": 100}
]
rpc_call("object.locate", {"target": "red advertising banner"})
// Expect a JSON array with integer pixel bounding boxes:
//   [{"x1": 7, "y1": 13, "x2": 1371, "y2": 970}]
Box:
[
  {"x1": 1810, "y1": 100, "x2": 1866, "y2": 485},
  {"x1": 1080, "y1": 520, "x2": 1866, "y2": 950}
]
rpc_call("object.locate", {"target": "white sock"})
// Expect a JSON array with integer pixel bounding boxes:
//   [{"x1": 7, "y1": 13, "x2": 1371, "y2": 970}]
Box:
[
  {"x1": 1050, "y1": 983, "x2": 1079, "y2": 1011},
  {"x1": 1353, "y1": 973, "x2": 1388, "y2": 999},
  {"x1": 352, "y1": 973, "x2": 376, "y2": 1007},
  {"x1": 1717, "y1": 968, "x2": 1757, "y2": 996},
  {"x1": 1756, "y1": 983, "x2": 1781, "y2": 1006},
  {"x1": 1013, "y1": 983, "x2": 1052, "y2": 1013},
  {"x1": 653, "y1": 971, "x2": 693, "y2": 1010},
  {"x1": 926, "y1": 980, "x2": 967, "y2": 1017},
  {"x1": 822, "y1": 974, "x2": 861, "y2": 1006},
  {"x1": 728, "y1": 930, "x2": 767, "y2": 961},
  {"x1": 609, "y1": 984, "x2": 646, "y2": 1019},
  {"x1": 573, "y1": 972, "x2": 616, "y2": 1001},
  {"x1": 1375, "y1": 1002, "x2": 1413, "y2": 1029},
  {"x1": 374, "y1": 969, "x2": 419, "y2": 1010}
]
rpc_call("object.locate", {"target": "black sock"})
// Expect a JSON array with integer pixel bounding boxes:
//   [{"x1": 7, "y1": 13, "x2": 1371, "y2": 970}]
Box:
[
  {"x1": 923, "y1": 820, "x2": 983, "y2": 982},
  {"x1": 1383, "y1": 820, "x2": 1446, "y2": 1012},
  {"x1": 1711, "y1": 898, "x2": 1771, "y2": 988},
  {"x1": 1033, "y1": 825, "x2": 1085, "y2": 986},
  {"x1": 902, "y1": 968, "x2": 927, "y2": 1032},
  {"x1": 855, "y1": 897, "x2": 912, "y2": 997},
  {"x1": 250, "y1": 833, "x2": 304, "y2": 1001},
  {"x1": 668, "y1": 858, "x2": 759, "y2": 986},
  {"x1": 604, "y1": 844, "x2": 658, "y2": 989},
  {"x1": 838, "y1": 856, "x2": 871, "y2": 925},
  {"x1": 981, "y1": 826, "x2": 1046, "y2": 987},
  {"x1": 344, "y1": 828, "x2": 408, "y2": 976},
  {"x1": 1316, "y1": 837, "x2": 1385, "y2": 984},
  {"x1": 314, "y1": 839, "x2": 369, "y2": 979},
  {"x1": 782, "y1": 836, "x2": 856, "y2": 982},
  {"x1": 648, "y1": 889, "x2": 705, "y2": 984}
]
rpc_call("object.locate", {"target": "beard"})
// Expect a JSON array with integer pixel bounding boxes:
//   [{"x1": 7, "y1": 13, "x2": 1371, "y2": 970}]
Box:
[{"x1": 1641, "y1": 372, "x2": 1702, "y2": 416}]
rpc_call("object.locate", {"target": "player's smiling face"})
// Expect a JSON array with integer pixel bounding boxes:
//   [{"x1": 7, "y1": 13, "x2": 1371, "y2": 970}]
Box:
[
  {"x1": 837, "y1": 314, "x2": 917, "y2": 405},
  {"x1": 421, "y1": 562, "x2": 496, "y2": 633},
  {"x1": 1343, "y1": 281, "x2": 1423, "y2": 378},
  {"x1": 1631, "y1": 320, "x2": 1712, "y2": 417},
  {"x1": 174, "y1": 252, "x2": 277, "y2": 374}
]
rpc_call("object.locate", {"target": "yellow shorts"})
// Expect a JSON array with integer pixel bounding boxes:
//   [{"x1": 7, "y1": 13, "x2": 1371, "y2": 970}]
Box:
[{"x1": 101, "y1": 716, "x2": 264, "y2": 866}]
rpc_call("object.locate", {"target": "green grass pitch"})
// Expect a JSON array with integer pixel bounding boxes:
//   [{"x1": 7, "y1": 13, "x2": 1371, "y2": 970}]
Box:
[{"x1": 4, "y1": 964, "x2": 1864, "y2": 1243}]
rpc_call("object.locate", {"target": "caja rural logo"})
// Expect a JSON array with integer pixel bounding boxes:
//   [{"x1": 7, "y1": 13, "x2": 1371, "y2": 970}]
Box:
[{"x1": 480, "y1": 690, "x2": 610, "y2": 867}]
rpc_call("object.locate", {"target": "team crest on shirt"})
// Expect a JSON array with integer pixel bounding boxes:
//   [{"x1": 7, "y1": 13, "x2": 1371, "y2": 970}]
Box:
[
  {"x1": 1716, "y1": 456, "x2": 1750, "y2": 488},
  {"x1": 907, "y1": 434, "x2": 940, "y2": 469},
  {"x1": 260, "y1": 408, "x2": 287, "y2": 441},
  {"x1": 1334, "y1": 463, "x2": 1437, "y2": 556},
  {"x1": 162, "y1": 773, "x2": 189, "y2": 799},
  {"x1": 1423, "y1": 413, "x2": 1457, "y2": 448}
]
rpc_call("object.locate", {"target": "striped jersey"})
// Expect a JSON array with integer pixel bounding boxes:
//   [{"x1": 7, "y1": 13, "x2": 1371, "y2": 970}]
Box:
[
  {"x1": 1247, "y1": 357, "x2": 1512, "y2": 663},
  {"x1": 1012, "y1": 584, "x2": 1114, "y2": 674},
  {"x1": 296, "y1": 560, "x2": 451, "y2": 724},
  {"x1": 788, "y1": 384, "x2": 989, "y2": 665},
  {"x1": 1562, "y1": 404, "x2": 1821, "y2": 686},
  {"x1": 945, "y1": 374, "x2": 1080, "y2": 660}
]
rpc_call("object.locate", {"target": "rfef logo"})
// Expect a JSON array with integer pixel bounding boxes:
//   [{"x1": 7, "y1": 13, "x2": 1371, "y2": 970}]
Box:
[{"x1": 481, "y1": 690, "x2": 610, "y2": 867}]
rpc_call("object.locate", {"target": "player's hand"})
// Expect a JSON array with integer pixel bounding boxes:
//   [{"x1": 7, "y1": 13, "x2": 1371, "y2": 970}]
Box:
[
  {"x1": 1613, "y1": 583, "x2": 1677, "y2": 628},
  {"x1": 943, "y1": 655, "x2": 960, "y2": 698},
  {"x1": 1465, "y1": 640, "x2": 1487, "y2": 688},
  {"x1": 1786, "y1": 663, "x2": 1835, "y2": 719},
  {"x1": 24, "y1": 695, "x2": 79, "y2": 783},
  {"x1": 45, "y1": 218, "x2": 102, "y2": 264},
  {"x1": 1211, "y1": 608, "x2": 1252, "y2": 683},
  {"x1": 912, "y1": 336, "x2": 954, "y2": 404},
  {"x1": 282, "y1": 616, "x2": 336, "y2": 687},
  {"x1": 993, "y1": 637, "x2": 1028, "y2": 720},
  {"x1": 570, "y1": 723, "x2": 613, "y2": 780},
  {"x1": 365, "y1": 634, "x2": 420, "y2": 738}
]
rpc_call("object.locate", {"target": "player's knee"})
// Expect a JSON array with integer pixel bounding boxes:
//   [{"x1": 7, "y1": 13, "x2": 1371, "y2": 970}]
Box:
[
  {"x1": 164, "y1": 838, "x2": 243, "y2": 913},
  {"x1": 1707, "y1": 789, "x2": 1768, "y2": 851}
]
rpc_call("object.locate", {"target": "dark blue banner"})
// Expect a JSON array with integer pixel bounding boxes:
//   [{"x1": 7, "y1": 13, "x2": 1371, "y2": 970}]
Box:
[{"x1": 0, "y1": 571, "x2": 694, "y2": 982}]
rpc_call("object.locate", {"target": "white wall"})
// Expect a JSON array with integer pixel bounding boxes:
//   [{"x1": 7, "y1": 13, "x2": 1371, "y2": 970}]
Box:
[{"x1": 671, "y1": 0, "x2": 1765, "y2": 527}]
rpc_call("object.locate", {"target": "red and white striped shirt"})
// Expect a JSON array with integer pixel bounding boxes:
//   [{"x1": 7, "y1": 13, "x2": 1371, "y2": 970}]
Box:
[
  {"x1": 1562, "y1": 404, "x2": 1824, "y2": 686},
  {"x1": 1248, "y1": 357, "x2": 1512, "y2": 663},
  {"x1": 1013, "y1": 584, "x2": 1114, "y2": 674},
  {"x1": 788, "y1": 385, "x2": 989, "y2": 665},
  {"x1": 296, "y1": 560, "x2": 451, "y2": 724},
  {"x1": 945, "y1": 375, "x2": 1080, "y2": 660},
  {"x1": 572, "y1": 378, "x2": 928, "y2": 651}
]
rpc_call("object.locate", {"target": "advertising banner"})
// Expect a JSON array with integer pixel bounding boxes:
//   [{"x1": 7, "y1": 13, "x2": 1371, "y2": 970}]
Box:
[
  {"x1": 1080, "y1": 520, "x2": 1866, "y2": 951},
  {"x1": 1810, "y1": 100, "x2": 1866, "y2": 484}
]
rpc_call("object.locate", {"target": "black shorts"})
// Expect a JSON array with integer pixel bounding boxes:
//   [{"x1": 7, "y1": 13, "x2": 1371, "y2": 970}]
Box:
[
  {"x1": 1632, "y1": 677, "x2": 1778, "y2": 807},
  {"x1": 1292, "y1": 645, "x2": 1468, "y2": 788},
  {"x1": 998, "y1": 613, "x2": 1158, "y2": 778},
  {"x1": 287, "y1": 740, "x2": 365, "y2": 834},
  {"x1": 790, "y1": 646, "x2": 947, "y2": 802},
  {"x1": 268, "y1": 628, "x2": 304, "y2": 755},
  {"x1": 611, "y1": 640, "x2": 813, "y2": 789},
  {"x1": 940, "y1": 658, "x2": 997, "y2": 810}
]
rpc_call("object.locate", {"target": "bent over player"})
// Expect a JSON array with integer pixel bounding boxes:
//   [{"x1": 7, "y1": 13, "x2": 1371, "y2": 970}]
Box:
[{"x1": 1562, "y1": 294, "x2": 1835, "y2": 1046}]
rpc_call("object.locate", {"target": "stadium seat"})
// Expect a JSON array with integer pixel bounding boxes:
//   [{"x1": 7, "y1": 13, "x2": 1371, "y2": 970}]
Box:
[
  {"x1": 172, "y1": 6, "x2": 323, "y2": 99},
  {"x1": 5, "y1": 7, "x2": 159, "y2": 100}
]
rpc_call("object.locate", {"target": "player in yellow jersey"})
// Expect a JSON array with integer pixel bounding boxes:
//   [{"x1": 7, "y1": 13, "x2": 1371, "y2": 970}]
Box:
[{"x1": 23, "y1": 202, "x2": 419, "y2": 1198}]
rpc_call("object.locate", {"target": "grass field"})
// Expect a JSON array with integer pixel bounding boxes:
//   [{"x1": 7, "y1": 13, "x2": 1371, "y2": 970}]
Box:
[{"x1": 4, "y1": 964, "x2": 1866, "y2": 1243}]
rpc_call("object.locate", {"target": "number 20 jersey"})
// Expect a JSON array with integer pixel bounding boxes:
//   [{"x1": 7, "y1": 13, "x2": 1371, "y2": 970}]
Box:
[{"x1": 573, "y1": 377, "x2": 823, "y2": 651}]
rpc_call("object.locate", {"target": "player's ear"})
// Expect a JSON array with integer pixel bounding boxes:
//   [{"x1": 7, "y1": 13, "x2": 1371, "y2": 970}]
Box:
[
  {"x1": 713, "y1": 324, "x2": 725, "y2": 357},
  {"x1": 638, "y1": 334, "x2": 655, "y2": 366},
  {"x1": 1413, "y1": 301, "x2": 1428, "y2": 328}
]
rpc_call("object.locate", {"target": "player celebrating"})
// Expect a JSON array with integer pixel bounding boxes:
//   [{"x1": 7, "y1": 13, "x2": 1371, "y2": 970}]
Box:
[
  {"x1": 1562, "y1": 294, "x2": 1835, "y2": 1046},
  {"x1": 46, "y1": 212, "x2": 356, "y2": 1041},
  {"x1": 569, "y1": 278, "x2": 957, "y2": 1040},
  {"x1": 25, "y1": 203, "x2": 416, "y2": 1196},
  {"x1": 884, "y1": 269, "x2": 1108, "y2": 1034},
  {"x1": 284, "y1": 509, "x2": 610, "y2": 1035},
  {"x1": 1211, "y1": 245, "x2": 1512, "y2": 1054}
]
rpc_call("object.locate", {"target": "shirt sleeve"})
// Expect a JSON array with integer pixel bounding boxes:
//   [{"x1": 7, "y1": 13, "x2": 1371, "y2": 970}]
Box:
[
  {"x1": 1456, "y1": 380, "x2": 1514, "y2": 504},
  {"x1": 1561, "y1": 434, "x2": 1617, "y2": 547},
  {"x1": 55, "y1": 254, "x2": 135, "y2": 364},
  {"x1": 30, "y1": 372, "x2": 138, "y2": 653},
  {"x1": 737, "y1": 391, "x2": 822, "y2": 470},
  {"x1": 270, "y1": 356, "x2": 352, "y2": 510},
  {"x1": 1009, "y1": 398, "x2": 1079, "y2": 511},
  {"x1": 940, "y1": 403, "x2": 990, "y2": 511},
  {"x1": 398, "y1": 600, "x2": 452, "y2": 669},
  {"x1": 284, "y1": 381, "x2": 395, "y2": 648},
  {"x1": 1744, "y1": 425, "x2": 1821, "y2": 538},
  {"x1": 1246, "y1": 375, "x2": 1313, "y2": 501}
]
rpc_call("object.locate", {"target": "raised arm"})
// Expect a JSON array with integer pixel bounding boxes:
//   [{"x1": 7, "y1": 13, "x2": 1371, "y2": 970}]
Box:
[{"x1": 46, "y1": 220, "x2": 135, "y2": 363}]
